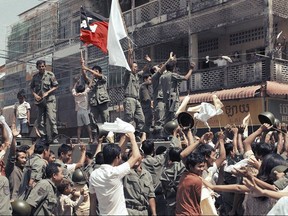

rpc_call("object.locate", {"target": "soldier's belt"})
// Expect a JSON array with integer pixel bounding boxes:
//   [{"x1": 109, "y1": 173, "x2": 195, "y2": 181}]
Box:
[{"x1": 126, "y1": 203, "x2": 147, "y2": 211}]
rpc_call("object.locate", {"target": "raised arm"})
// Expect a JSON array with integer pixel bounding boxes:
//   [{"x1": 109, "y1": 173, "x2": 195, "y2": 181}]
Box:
[
  {"x1": 180, "y1": 129, "x2": 200, "y2": 159},
  {"x1": 215, "y1": 131, "x2": 226, "y2": 168},
  {"x1": 243, "y1": 123, "x2": 271, "y2": 153},
  {"x1": 231, "y1": 127, "x2": 239, "y2": 154},
  {"x1": 126, "y1": 132, "x2": 142, "y2": 168},
  {"x1": 82, "y1": 65, "x2": 103, "y2": 79},
  {"x1": 159, "y1": 52, "x2": 176, "y2": 74},
  {"x1": 75, "y1": 144, "x2": 86, "y2": 169},
  {"x1": 183, "y1": 62, "x2": 195, "y2": 80}
]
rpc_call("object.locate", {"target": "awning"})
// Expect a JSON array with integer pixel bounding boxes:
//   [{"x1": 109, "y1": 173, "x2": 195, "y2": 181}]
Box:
[
  {"x1": 266, "y1": 81, "x2": 288, "y2": 96},
  {"x1": 181, "y1": 85, "x2": 262, "y2": 104}
]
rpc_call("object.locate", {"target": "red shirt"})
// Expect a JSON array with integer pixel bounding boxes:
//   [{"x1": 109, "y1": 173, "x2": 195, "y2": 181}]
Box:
[{"x1": 175, "y1": 172, "x2": 202, "y2": 216}]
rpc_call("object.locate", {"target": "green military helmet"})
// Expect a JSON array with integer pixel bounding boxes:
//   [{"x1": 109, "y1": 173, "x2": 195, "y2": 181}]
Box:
[
  {"x1": 72, "y1": 168, "x2": 87, "y2": 185},
  {"x1": 164, "y1": 120, "x2": 179, "y2": 135},
  {"x1": 11, "y1": 200, "x2": 31, "y2": 216}
]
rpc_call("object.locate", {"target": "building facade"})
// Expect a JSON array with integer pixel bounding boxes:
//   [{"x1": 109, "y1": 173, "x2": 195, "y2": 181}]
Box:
[{"x1": 2, "y1": 0, "x2": 288, "y2": 135}]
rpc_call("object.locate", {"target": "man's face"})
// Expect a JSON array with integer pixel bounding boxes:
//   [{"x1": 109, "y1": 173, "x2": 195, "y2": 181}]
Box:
[
  {"x1": 62, "y1": 151, "x2": 72, "y2": 164},
  {"x1": 190, "y1": 162, "x2": 205, "y2": 176},
  {"x1": 132, "y1": 63, "x2": 138, "y2": 74},
  {"x1": 115, "y1": 154, "x2": 122, "y2": 166},
  {"x1": 43, "y1": 148, "x2": 51, "y2": 161},
  {"x1": 16, "y1": 152, "x2": 27, "y2": 169},
  {"x1": 48, "y1": 154, "x2": 56, "y2": 163},
  {"x1": 145, "y1": 76, "x2": 152, "y2": 84},
  {"x1": 53, "y1": 167, "x2": 64, "y2": 185},
  {"x1": 37, "y1": 63, "x2": 46, "y2": 74},
  {"x1": 207, "y1": 151, "x2": 217, "y2": 166},
  {"x1": 17, "y1": 96, "x2": 24, "y2": 103}
]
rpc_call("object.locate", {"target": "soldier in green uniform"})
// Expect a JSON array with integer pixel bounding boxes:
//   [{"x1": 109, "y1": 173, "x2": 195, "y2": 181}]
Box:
[
  {"x1": 82, "y1": 64, "x2": 110, "y2": 123},
  {"x1": 123, "y1": 50, "x2": 146, "y2": 132},
  {"x1": 18, "y1": 141, "x2": 50, "y2": 199},
  {"x1": 30, "y1": 60, "x2": 59, "y2": 143},
  {"x1": 160, "y1": 59, "x2": 195, "y2": 124},
  {"x1": 26, "y1": 163, "x2": 63, "y2": 216},
  {"x1": 139, "y1": 73, "x2": 153, "y2": 136},
  {"x1": 151, "y1": 52, "x2": 175, "y2": 133},
  {"x1": 0, "y1": 175, "x2": 12, "y2": 215},
  {"x1": 123, "y1": 150, "x2": 156, "y2": 216}
]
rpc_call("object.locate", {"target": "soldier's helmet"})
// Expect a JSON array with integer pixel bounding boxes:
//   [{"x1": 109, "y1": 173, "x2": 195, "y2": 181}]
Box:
[
  {"x1": 164, "y1": 120, "x2": 179, "y2": 135},
  {"x1": 177, "y1": 112, "x2": 194, "y2": 129},
  {"x1": 11, "y1": 200, "x2": 31, "y2": 216},
  {"x1": 72, "y1": 168, "x2": 87, "y2": 185}
]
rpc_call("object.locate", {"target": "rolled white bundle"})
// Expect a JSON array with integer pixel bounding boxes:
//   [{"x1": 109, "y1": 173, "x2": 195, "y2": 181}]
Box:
[{"x1": 102, "y1": 118, "x2": 135, "y2": 134}]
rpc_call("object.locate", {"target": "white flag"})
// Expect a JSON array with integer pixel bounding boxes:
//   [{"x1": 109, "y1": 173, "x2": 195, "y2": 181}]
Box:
[{"x1": 107, "y1": 0, "x2": 131, "y2": 71}]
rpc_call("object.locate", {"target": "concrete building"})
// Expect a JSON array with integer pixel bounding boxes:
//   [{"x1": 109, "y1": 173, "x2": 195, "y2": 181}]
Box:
[{"x1": 2, "y1": 0, "x2": 288, "y2": 136}]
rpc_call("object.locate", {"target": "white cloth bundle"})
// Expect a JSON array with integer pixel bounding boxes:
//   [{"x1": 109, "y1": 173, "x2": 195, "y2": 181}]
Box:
[
  {"x1": 102, "y1": 118, "x2": 135, "y2": 134},
  {"x1": 224, "y1": 158, "x2": 249, "y2": 173},
  {"x1": 192, "y1": 102, "x2": 223, "y2": 130}
]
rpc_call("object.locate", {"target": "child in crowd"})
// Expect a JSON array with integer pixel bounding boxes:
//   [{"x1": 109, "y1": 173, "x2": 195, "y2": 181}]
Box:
[
  {"x1": 72, "y1": 78, "x2": 93, "y2": 144},
  {"x1": 57, "y1": 179, "x2": 85, "y2": 215},
  {"x1": 71, "y1": 171, "x2": 90, "y2": 215},
  {"x1": 13, "y1": 89, "x2": 30, "y2": 137}
]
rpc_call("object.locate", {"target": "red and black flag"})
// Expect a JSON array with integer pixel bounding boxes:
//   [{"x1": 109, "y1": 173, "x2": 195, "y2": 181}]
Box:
[{"x1": 80, "y1": 7, "x2": 108, "y2": 53}]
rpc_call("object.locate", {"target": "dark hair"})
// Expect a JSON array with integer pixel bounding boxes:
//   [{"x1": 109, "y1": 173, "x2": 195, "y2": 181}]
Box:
[
  {"x1": 103, "y1": 144, "x2": 121, "y2": 164},
  {"x1": 76, "y1": 84, "x2": 85, "y2": 93},
  {"x1": 16, "y1": 149, "x2": 26, "y2": 160},
  {"x1": 18, "y1": 145, "x2": 30, "y2": 152},
  {"x1": 92, "y1": 65, "x2": 102, "y2": 73},
  {"x1": 85, "y1": 151, "x2": 93, "y2": 159},
  {"x1": 50, "y1": 150, "x2": 55, "y2": 156},
  {"x1": 169, "y1": 147, "x2": 182, "y2": 162},
  {"x1": 224, "y1": 143, "x2": 233, "y2": 157},
  {"x1": 57, "y1": 179, "x2": 71, "y2": 194},
  {"x1": 34, "y1": 141, "x2": 50, "y2": 154},
  {"x1": 95, "y1": 152, "x2": 104, "y2": 165},
  {"x1": 257, "y1": 153, "x2": 288, "y2": 184},
  {"x1": 195, "y1": 144, "x2": 215, "y2": 160},
  {"x1": 254, "y1": 142, "x2": 273, "y2": 158},
  {"x1": 58, "y1": 144, "x2": 73, "y2": 157},
  {"x1": 166, "y1": 61, "x2": 175, "y2": 71},
  {"x1": 143, "y1": 73, "x2": 151, "y2": 80},
  {"x1": 36, "y1": 60, "x2": 46, "y2": 67},
  {"x1": 46, "y1": 163, "x2": 61, "y2": 178},
  {"x1": 141, "y1": 139, "x2": 154, "y2": 155},
  {"x1": 17, "y1": 89, "x2": 26, "y2": 99},
  {"x1": 155, "y1": 146, "x2": 167, "y2": 155},
  {"x1": 185, "y1": 152, "x2": 205, "y2": 170}
]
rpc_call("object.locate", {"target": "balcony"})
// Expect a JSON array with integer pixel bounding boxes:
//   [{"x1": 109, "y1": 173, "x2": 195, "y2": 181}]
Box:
[{"x1": 189, "y1": 58, "x2": 288, "y2": 92}]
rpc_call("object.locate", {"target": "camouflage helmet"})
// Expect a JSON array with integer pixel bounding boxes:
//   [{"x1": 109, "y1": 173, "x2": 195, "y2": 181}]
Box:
[
  {"x1": 12, "y1": 200, "x2": 31, "y2": 216},
  {"x1": 164, "y1": 120, "x2": 179, "y2": 135},
  {"x1": 72, "y1": 168, "x2": 87, "y2": 185}
]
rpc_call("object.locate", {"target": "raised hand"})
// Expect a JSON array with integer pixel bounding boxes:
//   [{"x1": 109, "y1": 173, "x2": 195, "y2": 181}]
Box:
[{"x1": 145, "y1": 54, "x2": 151, "y2": 62}]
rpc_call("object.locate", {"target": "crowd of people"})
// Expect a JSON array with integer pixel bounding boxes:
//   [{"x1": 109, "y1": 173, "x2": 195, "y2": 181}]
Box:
[{"x1": 0, "y1": 51, "x2": 288, "y2": 216}]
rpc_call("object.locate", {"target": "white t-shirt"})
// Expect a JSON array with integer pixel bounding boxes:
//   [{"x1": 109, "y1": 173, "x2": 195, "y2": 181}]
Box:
[
  {"x1": 72, "y1": 87, "x2": 90, "y2": 111},
  {"x1": 89, "y1": 162, "x2": 130, "y2": 215},
  {"x1": 14, "y1": 101, "x2": 30, "y2": 119},
  {"x1": 66, "y1": 163, "x2": 77, "y2": 175}
]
